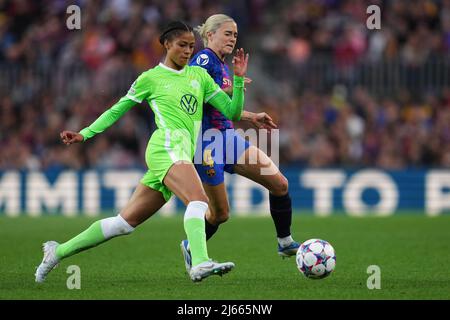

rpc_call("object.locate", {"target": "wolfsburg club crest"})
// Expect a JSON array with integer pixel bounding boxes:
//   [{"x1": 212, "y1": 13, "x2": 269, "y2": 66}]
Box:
[{"x1": 180, "y1": 94, "x2": 198, "y2": 115}]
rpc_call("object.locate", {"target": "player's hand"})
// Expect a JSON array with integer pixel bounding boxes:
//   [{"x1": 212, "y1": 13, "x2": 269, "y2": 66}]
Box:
[
  {"x1": 252, "y1": 112, "x2": 277, "y2": 130},
  {"x1": 60, "y1": 131, "x2": 84, "y2": 145},
  {"x1": 232, "y1": 48, "x2": 249, "y2": 77},
  {"x1": 243, "y1": 112, "x2": 277, "y2": 131}
]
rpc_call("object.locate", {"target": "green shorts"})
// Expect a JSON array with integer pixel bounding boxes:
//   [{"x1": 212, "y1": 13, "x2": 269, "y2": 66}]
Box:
[{"x1": 140, "y1": 129, "x2": 194, "y2": 201}]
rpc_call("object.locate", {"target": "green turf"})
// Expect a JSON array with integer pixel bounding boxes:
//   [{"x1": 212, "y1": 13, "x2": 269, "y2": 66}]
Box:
[{"x1": 1, "y1": 214, "x2": 449, "y2": 300}]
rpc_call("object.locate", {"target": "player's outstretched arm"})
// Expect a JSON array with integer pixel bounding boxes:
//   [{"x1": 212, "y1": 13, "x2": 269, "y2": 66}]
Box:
[
  {"x1": 75, "y1": 96, "x2": 137, "y2": 142},
  {"x1": 60, "y1": 97, "x2": 136, "y2": 145},
  {"x1": 70, "y1": 73, "x2": 150, "y2": 143}
]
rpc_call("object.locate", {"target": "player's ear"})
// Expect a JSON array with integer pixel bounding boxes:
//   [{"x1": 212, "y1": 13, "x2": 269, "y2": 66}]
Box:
[
  {"x1": 206, "y1": 31, "x2": 214, "y2": 43},
  {"x1": 164, "y1": 39, "x2": 171, "y2": 51}
]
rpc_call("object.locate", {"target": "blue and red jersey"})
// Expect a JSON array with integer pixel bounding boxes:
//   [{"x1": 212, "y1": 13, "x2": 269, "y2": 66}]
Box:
[{"x1": 189, "y1": 48, "x2": 234, "y2": 130}]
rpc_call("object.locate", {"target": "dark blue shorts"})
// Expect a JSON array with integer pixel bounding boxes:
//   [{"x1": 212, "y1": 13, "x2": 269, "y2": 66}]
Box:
[{"x1": 194, "y1": 129, "x2": 251, "y2": 186}]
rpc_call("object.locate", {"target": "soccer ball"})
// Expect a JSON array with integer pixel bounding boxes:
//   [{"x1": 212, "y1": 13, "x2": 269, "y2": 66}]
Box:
[{"x1": 296, "y1": 239, "x2": 336, "y2": 279}]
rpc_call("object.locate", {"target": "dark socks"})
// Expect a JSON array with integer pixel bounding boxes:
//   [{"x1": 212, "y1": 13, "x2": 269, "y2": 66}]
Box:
[
  {"x1": 205, "y1": 217, "x2": 219, "y2": 241},
  {"x1": 269, "y1": 193, "x2": 293, "y2": 238}
]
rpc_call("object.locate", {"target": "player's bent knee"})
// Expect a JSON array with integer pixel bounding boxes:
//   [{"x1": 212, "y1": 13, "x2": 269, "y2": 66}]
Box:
[
  {"x1": 270, "y1": 174, "x2": 289, "y2": 196},
  {"x1": 186, "y1": 192, "x2": 209, "y2": 205},
  {"x1": 101, "y1": 214, "x2": 135, "y2": 239},
  {"x1": 216, "y1": 213, "x2": 230, "y2": 224},
  {"x1": 210, "y1": 207, "x2": 230, "y2": 225},
  {"x1": 280, "y1": 176, "x2": 289, "y2": 193}
]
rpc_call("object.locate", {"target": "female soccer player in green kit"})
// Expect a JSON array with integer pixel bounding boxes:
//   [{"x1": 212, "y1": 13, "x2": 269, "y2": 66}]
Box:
[{"x1": 35, "y1": 21, "x2": 249, "y2": 283}]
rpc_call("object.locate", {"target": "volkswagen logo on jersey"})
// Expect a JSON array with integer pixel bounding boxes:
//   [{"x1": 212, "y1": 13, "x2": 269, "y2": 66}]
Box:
[
  {"x1": 180, "y1": 94, "x2": 198, "y2": 115},
  {"x1": 196, "y1": 54, "x2": 209, "y2": 66}
]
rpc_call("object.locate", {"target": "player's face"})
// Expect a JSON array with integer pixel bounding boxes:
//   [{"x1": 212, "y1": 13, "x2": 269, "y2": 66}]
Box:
[
  {"x1": 209, "y1": 21, "x2": 238, "y2": 57},
  {"x1": 167, "y1": 32, "x2": 196, "y2": 67}
]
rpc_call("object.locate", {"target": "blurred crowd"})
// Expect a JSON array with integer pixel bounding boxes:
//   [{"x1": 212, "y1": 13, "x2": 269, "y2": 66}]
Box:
[
  {"x1": 261, "y1": 85, "x2": 450, "y2": 168},
  {"x1": 261, "y1": 0, "x2": 450, "y2": 68},
  {"x1": 256, "y1": 0, "x2": 450, "y2": 167},
  {"x1": 0, "y1": 0, "x2": 450, "y2": 170}
]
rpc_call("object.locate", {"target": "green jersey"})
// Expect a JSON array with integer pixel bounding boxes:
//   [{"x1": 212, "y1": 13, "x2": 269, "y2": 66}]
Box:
[
  {"x1": 79, "y1": 62, "x2": 244, "y2": 200},
  {"x1": 80, "y1": 63, "x2": 243, "y2": 148}
]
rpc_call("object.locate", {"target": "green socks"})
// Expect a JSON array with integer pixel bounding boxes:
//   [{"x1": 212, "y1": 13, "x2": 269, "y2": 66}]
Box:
[
  {"x1": 55, "y1": 221, "x2": 106, "y2": 259},
  {"x1": 184, "y1": 217, "x2": 209, "y2": 266},
  {"x1": 55, "y1": 215, "x2": 134, "y2": 260},
  {"x1": 184, "y1": 201, "x2": 210, "y2": 266},
  {"x1": 53, "y1": 204, "x2": 210, "y2": 269}
]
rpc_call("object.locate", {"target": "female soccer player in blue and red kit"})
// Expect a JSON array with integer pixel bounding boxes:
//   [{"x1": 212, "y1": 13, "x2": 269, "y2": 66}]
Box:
[{"x1": 180, "y1": 14, "x2": 300, "y2": 273}]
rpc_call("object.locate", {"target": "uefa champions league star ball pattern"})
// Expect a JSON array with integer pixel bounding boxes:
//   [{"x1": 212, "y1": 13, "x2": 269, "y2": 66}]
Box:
[{"x1": 296, "y1": 239, "x2": 336, "y2": 279}]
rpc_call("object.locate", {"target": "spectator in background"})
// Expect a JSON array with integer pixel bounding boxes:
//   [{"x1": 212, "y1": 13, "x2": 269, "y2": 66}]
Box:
[{"x1": 1, "y1": 0, "x2": 450, "y2": 171}]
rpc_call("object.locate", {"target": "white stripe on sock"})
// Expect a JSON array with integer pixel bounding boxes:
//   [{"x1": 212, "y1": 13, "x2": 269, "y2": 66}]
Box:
[
  {"x1": 101, "y1": 214, "x2": 135, "y2": 239},
  {"x1": 184, "y1": 201, "x2": 208, "y2": 222}
]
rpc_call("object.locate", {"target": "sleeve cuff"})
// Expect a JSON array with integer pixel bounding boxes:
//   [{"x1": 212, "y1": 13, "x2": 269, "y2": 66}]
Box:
[
  {"x1": 233, "y1": 75, "x2": 244, "y2": 87},
  {"x1": 78, "y1": 129, "x2": 89, "y2": 141}
]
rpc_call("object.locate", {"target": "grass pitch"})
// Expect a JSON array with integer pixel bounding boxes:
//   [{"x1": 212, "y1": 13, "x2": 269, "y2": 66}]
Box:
[{"x1": 1, "y1": 214, "x2": 449, "y2": 300}]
